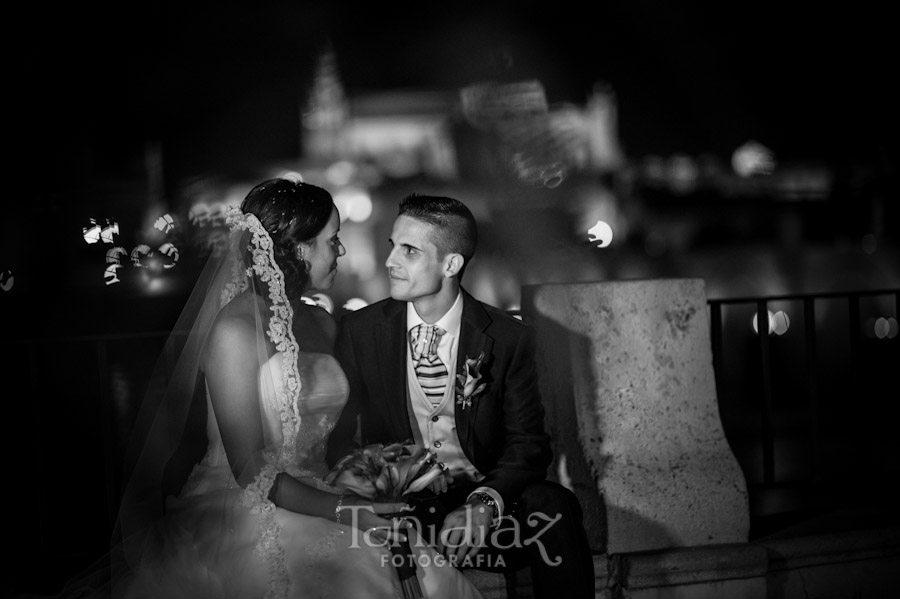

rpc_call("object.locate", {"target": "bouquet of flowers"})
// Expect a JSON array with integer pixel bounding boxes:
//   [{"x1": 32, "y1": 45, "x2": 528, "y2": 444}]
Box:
[
  {"x1": 325, "y1": 441, "x2": 444, "y2": 500},
  {"x1": 325, "y1": 441, "x2": 445, "y2": 599}
]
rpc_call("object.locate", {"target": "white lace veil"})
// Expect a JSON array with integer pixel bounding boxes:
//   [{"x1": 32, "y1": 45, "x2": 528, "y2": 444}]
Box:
[
  {"x1": 117, "y1": 205, "x2": 301, "y2": 568},
  {"x1": 50, "y1": 178, "x2": 333, "y2": 599}
]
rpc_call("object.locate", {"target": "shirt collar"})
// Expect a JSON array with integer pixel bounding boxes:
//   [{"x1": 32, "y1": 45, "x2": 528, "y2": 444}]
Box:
[{"x1": 407, "y1": 291, "x2": 463, "y2": 338}]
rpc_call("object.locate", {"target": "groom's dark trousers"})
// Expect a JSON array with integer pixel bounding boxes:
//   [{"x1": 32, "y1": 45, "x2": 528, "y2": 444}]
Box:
[{"x1": 409, "y1": 480, "x2": 594, "y2": 599}]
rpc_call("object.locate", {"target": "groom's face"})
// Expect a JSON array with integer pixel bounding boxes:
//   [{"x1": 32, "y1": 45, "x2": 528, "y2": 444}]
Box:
[{"x1": 386, "y1": 215, "x2": 446, "y2": 302}]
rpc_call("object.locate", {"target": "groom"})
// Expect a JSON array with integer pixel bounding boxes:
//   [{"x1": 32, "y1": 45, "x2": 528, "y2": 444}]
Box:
[{"x1": 328, "y1": 193, "x2": 594, "y2": 598}]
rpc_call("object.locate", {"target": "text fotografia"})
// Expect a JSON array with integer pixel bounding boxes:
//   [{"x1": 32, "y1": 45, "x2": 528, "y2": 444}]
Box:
[
  {"x1": 339, "y1": 504, "x2": 564, "y2": 567},
  {"x1": 382, "y1": 552, "x2": 507, "y2": 569}
]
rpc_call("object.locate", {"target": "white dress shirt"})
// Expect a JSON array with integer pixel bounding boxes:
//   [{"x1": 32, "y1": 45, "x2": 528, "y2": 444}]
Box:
[{"x1": 406, "y1": 293, "x2": 504, "y2": 520}]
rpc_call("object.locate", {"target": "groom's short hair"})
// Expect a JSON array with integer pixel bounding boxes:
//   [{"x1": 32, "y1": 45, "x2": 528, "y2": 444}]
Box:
[{"x1": 398, "y1": 194, "x2": 478, "y2": 266}]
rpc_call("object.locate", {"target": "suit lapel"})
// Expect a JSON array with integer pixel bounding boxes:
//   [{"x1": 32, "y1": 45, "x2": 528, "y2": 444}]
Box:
[
  {"x1": 454, "y1": 290, "x2": 493, "y2": 451},
  {"x1": 375, "y1": 300, "x2": 413, "y2": 441}
]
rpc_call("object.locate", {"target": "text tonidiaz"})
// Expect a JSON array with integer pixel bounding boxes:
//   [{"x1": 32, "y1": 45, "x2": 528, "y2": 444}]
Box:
[{"x1": 339, "y1": 504, "x2": 564, "y2": 567}]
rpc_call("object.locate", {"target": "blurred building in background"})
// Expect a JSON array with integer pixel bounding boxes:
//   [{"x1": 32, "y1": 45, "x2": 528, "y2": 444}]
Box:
[{"x1": 28, "y1": 41, "x2": 893, "y2": 337}]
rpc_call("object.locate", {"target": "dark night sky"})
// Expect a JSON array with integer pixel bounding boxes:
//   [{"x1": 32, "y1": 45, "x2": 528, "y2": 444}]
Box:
[
  {"x1": 15, "y1": 0, "x2": 898, "y2": 181},
  {"x1": 331, "y1": 1, "x2": 897, "y2": 165}
]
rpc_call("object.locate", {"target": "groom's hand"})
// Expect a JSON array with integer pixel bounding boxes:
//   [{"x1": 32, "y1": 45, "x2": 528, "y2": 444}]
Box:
[
  {"x1": 436, "y1": 498, "x2": 493, "y2": 565},
  {"x1": 426, "y1": 469, "x2": 452, "y2": 495}
]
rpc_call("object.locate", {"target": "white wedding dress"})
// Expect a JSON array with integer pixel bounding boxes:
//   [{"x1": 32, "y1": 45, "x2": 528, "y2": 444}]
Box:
[{"x1": 124, "y1": 351, "x2": 483, "y2": 599}]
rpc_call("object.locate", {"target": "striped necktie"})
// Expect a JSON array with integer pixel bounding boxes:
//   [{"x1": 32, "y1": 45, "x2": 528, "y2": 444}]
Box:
[{"x1": 409, "y1": 324, "x2": 448, "y2": 407}]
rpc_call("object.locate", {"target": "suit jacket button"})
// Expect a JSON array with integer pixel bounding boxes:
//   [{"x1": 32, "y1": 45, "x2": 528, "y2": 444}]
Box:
[
  {"x1": 431, "y1": 415, "x2": 439, "y2": 422},
  {"x1": 433, "y1": 440, "x2": 442, "y2": 448}
]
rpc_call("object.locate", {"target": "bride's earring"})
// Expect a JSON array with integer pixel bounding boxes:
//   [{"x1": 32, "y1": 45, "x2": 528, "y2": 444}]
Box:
[{"x1": 296, "y1": 245, "x2": 311, "y2": 273}]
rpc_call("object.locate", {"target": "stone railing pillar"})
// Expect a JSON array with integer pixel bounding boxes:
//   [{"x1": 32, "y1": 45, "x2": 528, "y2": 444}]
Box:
[{"x1": 521, "y1": 279, "x2": 749, "y2": 554}]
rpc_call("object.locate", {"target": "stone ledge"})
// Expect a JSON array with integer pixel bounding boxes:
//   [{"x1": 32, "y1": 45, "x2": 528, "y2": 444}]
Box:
[
  {"x1": 612, "y1": 542, "x2": 767, "y2": 589},
  {"x1": 461, "y1": 528, "x2": 900, "y2": 597},
  {"x1": 756, "y1": 526, "x2": 900, "y2": 572},
  {"x1": 612, "y1": 526, "x2": 900, "y2": 595}
]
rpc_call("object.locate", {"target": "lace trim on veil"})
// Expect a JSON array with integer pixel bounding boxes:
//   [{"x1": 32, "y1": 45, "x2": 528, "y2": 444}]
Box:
[{"x1": 225, "y1": 207, "x2": 302, "y2": 599}]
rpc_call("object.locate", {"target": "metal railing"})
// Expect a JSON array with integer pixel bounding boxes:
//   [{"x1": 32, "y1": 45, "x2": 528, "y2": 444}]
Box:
[{"x1": 707, "y1": 288, "x2": 899, "y2": 531}]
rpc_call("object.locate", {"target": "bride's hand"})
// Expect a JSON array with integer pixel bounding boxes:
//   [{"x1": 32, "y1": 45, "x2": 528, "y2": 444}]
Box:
[{"x1": 341, "y1": 496, "x2": 412, "y2": 544}]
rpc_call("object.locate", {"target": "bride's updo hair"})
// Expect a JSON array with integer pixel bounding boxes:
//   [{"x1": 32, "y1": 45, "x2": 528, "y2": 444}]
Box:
[{"x1": 240, "y1": 177, "x2": 335, "y2": 298}]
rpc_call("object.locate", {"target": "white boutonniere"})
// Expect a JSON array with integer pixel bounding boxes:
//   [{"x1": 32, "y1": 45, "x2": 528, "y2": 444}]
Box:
[{"x1": 456, "y1": 351, "x2": 487, "y2": 410}]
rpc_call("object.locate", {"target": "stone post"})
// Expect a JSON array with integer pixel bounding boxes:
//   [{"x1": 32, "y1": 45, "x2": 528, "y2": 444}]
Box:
[{"x1": 521, "y1": 279, "x2": 749, "y2": 554}]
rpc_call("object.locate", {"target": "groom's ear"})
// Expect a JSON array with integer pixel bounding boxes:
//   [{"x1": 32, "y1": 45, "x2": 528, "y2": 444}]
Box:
[{"x1": 444, "y1": 253, "x2": 464, "y2": 278}]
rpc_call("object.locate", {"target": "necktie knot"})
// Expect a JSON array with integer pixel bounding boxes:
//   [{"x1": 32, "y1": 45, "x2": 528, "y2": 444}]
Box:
[
  {"x1": 410, "y1": 324, "x2": 449, "y2": 406},
  {"x1": 409, "y1": 324, "x2": 446, "y2": 362}
]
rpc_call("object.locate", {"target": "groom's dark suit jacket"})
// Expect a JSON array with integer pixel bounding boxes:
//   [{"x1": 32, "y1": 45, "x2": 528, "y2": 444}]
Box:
[{"x1": 327, "y1": 289, "x2": 552, "y2": 505}]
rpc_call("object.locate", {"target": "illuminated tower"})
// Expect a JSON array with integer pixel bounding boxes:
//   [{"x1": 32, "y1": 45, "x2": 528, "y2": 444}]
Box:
[{"x1": 301, "y1": 43, "x2": 348, "y2": 161}]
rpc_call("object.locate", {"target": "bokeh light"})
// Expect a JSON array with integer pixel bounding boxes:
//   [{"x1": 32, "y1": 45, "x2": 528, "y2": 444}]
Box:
[
  {"x1": 83, "y1": 218, "x2": 119, "y2": 244},
  {"x1": 668, "y1": 153, "x2": 699, "y2": 195},
  {"x1": 140, "y1": 268, "x2": 172, "y2": 294},
  {"x1": 158, "y1": 243, "x2": 180, "y2": 269},
  {"x1": 1, "y1": 270, "x2": 14, "y2": 292},
  {"x1": 104, "y1": 264, "x2": 122, "y2": 286},
  {"x1": 106, "y1": 247, "x2": 127, "y2": 265},
  {"x1": 333, "y1": 188, "x2": 373, "y2": 223},
  {"x1": 83, "y1": 219, "x2": 102, "y2": 244},
  {"x1": 189, "y1": 202, "x2": 230, "y2": 228},
  {"x1": 306, "y1": 293, "x2": 334, "y2": 314},
  {"x1": 587, "y1": 220, "x2": 613, "y2": 248},
  {"x1": 752, "y1": 309, "x2": 791, "y2": 335},
  {"x1": 325, "y1": 161, "x2": 357, "y2": 187},
  {"x1": 130, "y1": 245, "x2": 152, "y2": 268},
  {"x1": 154, "y1": 214, "x2": 175, "y2": 234},
  {"x1": 100, "y1": 220, "x2": 120, "y2": 244},
  {"x1": 641, "y1": 155, "x2": 667, "y2": 182},
  {"x1": 276, "y1": 170, "x2": 304, "y2": 184},
  {"x1": 732, "y1": 140, "x2": 776, "y2": 177},
  {"x1": 873, "y1": 317, "x2": 899, "y2": 339},
  {"x1": 511, "y1": 153, "x2": 566, "y2": 188},
  {"x1": 771, "y1": 311, "x2": 790, "y2": 335},
  {"x1": 343, "y1": 298, "x2": 369, "y2": 312},
  {"x1": 189, "y1": 204, "x2": 210, "y2": 228},
  {"x1": 773, "y1": 162, "x2": 833, "y2": 201},
  {"x1": 209, "y1": 203, "x2": 227, "y2": 228}
]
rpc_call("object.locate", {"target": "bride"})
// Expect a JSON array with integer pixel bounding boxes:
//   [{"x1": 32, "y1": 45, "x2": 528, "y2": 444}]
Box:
[{"x1": 90, "y1": 177, "x2": 483, "y2": 599}]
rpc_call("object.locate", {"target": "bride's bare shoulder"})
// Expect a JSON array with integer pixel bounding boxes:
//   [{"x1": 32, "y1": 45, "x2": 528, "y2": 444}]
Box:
[{"x1": 206, "y1": 293, "x2": 265, "y2": 351}]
